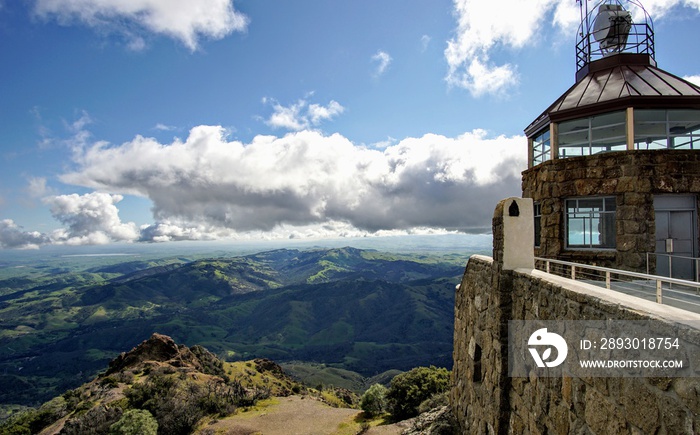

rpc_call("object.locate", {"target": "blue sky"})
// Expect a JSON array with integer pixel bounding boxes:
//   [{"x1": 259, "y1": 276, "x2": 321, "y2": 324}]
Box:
[{"x1": 1, "y1": 0, "x2": 700, "y2": 248}]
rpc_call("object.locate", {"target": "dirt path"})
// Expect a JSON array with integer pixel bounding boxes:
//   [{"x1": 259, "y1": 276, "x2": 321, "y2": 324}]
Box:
[{"x1": 199, "y1": 395, "x2": 406, "y2": 435}]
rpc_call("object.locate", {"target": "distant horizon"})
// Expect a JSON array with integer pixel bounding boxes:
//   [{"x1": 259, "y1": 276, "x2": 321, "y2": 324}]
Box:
[
  {"x1": 0, "y1": 233, "x2": 493, "y2": 263},
  {"x1": 2, "y1": 1, "x2": 699, "y2": 248}
]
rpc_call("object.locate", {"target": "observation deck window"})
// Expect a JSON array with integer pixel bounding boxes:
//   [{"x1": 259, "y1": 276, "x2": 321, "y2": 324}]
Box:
[
  {"x1": 534, "y1": 202, "x2": 542, "y2": 248},
  {"x1": 558, "y1": 111, "x2": 626, "y2": 158},
  {"x1": 532, "y1": 129, "x2": 551, "y2": 166},
  {"x1": 634, "y1": 109, "x2": 700, "y2": 150}
]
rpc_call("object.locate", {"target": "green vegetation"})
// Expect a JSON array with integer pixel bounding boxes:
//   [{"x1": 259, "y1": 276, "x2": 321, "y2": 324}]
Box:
[
  {"x1": 360, "y1": 383, "x2": 388, "y2": 417},
  {"x1": 109, "y1": 409, "x2": 158, "y2": 435},
  {"x1": 0, "y1": 337, "x2": 290, "y2": 435},
  {"x1": 386, "y1": 366, "x2": 451, "y2": 420},
  {"x1": 0, "y1": 330, "x2": 452, "y2": 435},
  {"x1": 0, "y1": 247, "x2": 465, "y2": 411}
]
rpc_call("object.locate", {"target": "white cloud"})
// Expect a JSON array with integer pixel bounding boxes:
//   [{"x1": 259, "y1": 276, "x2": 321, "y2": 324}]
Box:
[
  {"x1": 60, "y1": 125, "x2": 525, "y2": 240},
  {"x1": 43, "y1": 192, "x2": 139, "y2": 245},
  {"x1": 445, "y1": 0, "x2": 700, "y2": 97},
  {"x1": 637, "y1": 0, "x2": 700, "y2": 19},
  {"x1": 154, "y1": 123, "x2": 176, "y2": 131},
  {"x1": 32, "y1": 0, "x2": 249, "y2": 50},
  {"x1": 372, "y1": 50, "x2": 392, "y2": 77},
  {"x1": 445, "y1": 0, "x2": 581, "y2": 97},
  {"x1": 139, "y1": 221, "x2": 221, "y2": 243},
  {"x1": 264, "y1": 98, "x2": 345, "y2": 131},
  {"x1": 0, "y1": 219, "x2": 49, "y2": 249},
  {"x1": 462, "y1": 57, "x2": 518, "y2": 98},
  {"x1": 684, "y1": 75, "x2": 700, "y2": 87},
  {"x1": 26, "y1": 177, "x2": 52, "y2": 198}
]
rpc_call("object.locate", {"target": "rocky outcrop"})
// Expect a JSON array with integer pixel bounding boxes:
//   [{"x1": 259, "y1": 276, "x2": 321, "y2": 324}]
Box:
[
  {"x1": 402, "y1": 406, "x2": 458, "y2": 435},
  {"x1": 105, "y1": 333, "x2": 207, "y2": 375}
]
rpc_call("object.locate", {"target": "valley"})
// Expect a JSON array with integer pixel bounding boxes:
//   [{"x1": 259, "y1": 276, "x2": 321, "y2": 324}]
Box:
[{"x1": 0, "y1": 245, "x2": 471, "y2": 411}]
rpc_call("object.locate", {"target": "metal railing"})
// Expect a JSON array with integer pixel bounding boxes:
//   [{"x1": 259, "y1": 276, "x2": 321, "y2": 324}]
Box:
[
  {"x1": 646, "y1": 252, "x2": 700, "y2": 283},
  {"x1": 535, "y1": 257, "x2": 700, "y2": 314},
  {"x1": 576, "y1": 20, "x2": 655, "y2": 72}
]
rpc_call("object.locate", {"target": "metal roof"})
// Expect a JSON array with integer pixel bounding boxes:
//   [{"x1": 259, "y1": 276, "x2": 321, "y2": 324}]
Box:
[{"x1": 524, "y1": 53, "x2": 700, "y2": 137}]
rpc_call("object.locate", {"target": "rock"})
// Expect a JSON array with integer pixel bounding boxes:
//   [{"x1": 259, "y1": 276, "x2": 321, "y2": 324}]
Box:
[
  {"x1": 402, "y1": 406, "x2": 459, "y2": 435},
  {"x1": 105, "y1": 333, "x2": 204, "y2": 375}
]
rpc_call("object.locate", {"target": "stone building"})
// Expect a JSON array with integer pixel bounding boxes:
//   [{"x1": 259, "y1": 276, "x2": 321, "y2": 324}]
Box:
[{"x1": 522, "y1": 0, "x2": 700, "y2": 278}]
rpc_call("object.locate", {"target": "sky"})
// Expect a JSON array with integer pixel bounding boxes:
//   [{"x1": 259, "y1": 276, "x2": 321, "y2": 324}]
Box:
[{"x1": 1, "y1": 0, "x2": 700, "y2": 249}]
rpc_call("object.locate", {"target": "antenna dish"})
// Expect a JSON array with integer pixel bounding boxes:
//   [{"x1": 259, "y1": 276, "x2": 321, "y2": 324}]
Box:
[{"x1": 592, "y1": 3, "x2": 632, "y2": 54}]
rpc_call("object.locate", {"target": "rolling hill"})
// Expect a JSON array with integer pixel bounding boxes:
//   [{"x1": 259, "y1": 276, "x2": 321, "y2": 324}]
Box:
[{"x1": 0, "y1": 247, "x2": 465, "y2": 410}]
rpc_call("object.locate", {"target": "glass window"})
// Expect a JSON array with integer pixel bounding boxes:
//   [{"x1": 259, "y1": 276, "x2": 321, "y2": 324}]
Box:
[
  {"x1": 534, "y1": 202, "x2": 542, "y2": 247},
  {"x1": 635, "y1": 109, "x2": 700, "y2": 150},
  {"x1": 565, "y1": 197, "x2": 616, "y2": 249},
  {"x1": 559, "y1": 111, "x2": 626, "y2": 158},
  {"x1": 532, "y1": 129, "x2": 551, "y2": 166}
]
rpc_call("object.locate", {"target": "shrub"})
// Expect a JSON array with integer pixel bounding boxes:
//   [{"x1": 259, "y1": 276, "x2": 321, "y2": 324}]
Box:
[
  {"x1": 60, "y1": 404, "x2": 123, "y2": 435},
  {"x1": 0, "y1": 396, "x2": 69, "y2": 435},
  {"x1": 109, "y1": 409, "x2": 158, "y2": 435},
  {"x1": 418, "y1": 391, "x2": 449, "y2": 414},
  {"x1": 386, "y1": 366, "x2": 450, "y2": 420},
  {"x1": 100, "y1": 377, "x2": 119, "y2": 389},
  {"x1": 125, "y1": 374, "x2": 204, "y2": 435},
  {"x1": 360, "y1": 384, "x2": 388, "y2": 417}
]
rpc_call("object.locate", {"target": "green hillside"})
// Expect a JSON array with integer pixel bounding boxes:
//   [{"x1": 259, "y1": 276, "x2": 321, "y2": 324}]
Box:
[{"x1": 0, "y1": 247, "x2": 465, "y2": 410}]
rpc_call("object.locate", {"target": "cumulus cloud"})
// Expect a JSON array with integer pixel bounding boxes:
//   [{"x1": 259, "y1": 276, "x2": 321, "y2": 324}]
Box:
[
  {"x1": 638, "y1": 0, "x2": 700, "y2": 19},
  {"x1": 445, "y1": 0, "x2": 700, "y2": 97},
  {"x1": 264, "y1": 97, "x2": 345, "y2": 131},
  {"x1": 0, "y1": 220, "x2": 50, "y2": 249},
  {"x1": 44, "y1": 192, "x2": 139, "y2": 245},
  {"x1": 372, "y1": 50, "x2": 392, "y2": 77},
  {"x1": 445, "y1": 0, "x2": 580, "y2": 97},
  {"x1": 60, "y1": 125, "x2": 525, "y2": 240},
  {"x1": 32, "y1": 0, "x2": 249, "y2": 50}
]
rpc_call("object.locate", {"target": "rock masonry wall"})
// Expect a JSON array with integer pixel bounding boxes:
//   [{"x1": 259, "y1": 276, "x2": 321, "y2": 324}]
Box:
[
  {"x1": 450, "y1": 197, "x2": 700, "y2": 434},
  {"x1": 521, "y1": 150, "x2": 700, "y2": 272}
]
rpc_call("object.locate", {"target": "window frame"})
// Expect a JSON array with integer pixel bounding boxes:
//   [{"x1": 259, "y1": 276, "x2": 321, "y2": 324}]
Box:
[
  {"x1": 565, "y1": 196, "x2": 617, "y2": 250},
  {"x1": 534, "y1": 202, "x2": 542, "y2": 248},
  {"x1": 634, "y1": 109, "x2": 700, "y2": 150},
  {"x1": 532, "y1": 129, "x2": 551, "y2": 166},
  {"x1": 558, "y1": 111, "x2": 627, "y2": 158}
]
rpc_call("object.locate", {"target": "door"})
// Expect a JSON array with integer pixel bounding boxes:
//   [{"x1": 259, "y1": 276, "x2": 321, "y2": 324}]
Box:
[{"x1": 654, "y1": 195, "x2": 697, "y2": 280}]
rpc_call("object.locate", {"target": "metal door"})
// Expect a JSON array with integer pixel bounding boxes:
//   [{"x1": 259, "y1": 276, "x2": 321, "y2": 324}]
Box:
[{"x1": 654, "y1": 195, "x2": 697, "y2": 280}]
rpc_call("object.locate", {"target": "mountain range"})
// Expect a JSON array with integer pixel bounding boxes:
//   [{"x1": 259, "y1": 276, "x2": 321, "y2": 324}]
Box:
[{"x1": 0, "y1": 247, "x2": 466, "y2": 410}]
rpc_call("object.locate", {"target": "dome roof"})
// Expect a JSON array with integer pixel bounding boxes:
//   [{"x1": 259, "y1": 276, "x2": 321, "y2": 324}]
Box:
[{"x1": 525, "y1": 53, "x2": 700, "y2": 137}]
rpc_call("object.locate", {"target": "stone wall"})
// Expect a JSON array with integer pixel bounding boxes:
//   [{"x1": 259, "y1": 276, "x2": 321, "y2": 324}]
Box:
[
  {"x1": 521, "y1": 150, "x2": 700, "y2": 272},
  {"x1": 450, "y1": 197, "x2": 700, "y2": 434}
]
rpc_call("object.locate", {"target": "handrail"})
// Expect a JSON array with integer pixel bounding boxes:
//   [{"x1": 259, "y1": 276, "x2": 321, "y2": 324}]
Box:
[
  {"x1": 534, "y1": 257, "x2": 700, "y2": 312},
  {"x1": 646, "y1": 252, "x2": 700, "y2": 283},
  {"x1": 536, "y1": 257, "x2": 700, "y2": 288}
]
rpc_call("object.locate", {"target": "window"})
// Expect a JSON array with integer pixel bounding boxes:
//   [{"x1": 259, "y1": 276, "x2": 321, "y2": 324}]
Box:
[
  {"x1": 558, "y1": 111, "x2": 627, "y2": 158},
  {"x1": 634, "y1": 109, "x2": 700, "y2": 150},
  {"x1": 532, "y1": 129, "x2": 551, "y2": 166},
  {"x1": 566, "y1": 197, "x2": 616, "y2": 249},
  {"x1": 534, "y1": 202, "x2": 542, "y2": 247}
]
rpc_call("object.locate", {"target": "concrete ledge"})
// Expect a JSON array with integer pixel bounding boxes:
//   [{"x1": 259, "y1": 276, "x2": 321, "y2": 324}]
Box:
[{"x1": 516, "y1": 267, "x2": 700, "y2": 327}]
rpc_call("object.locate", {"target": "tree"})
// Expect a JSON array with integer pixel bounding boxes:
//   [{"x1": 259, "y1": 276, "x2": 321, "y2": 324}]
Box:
[
  {"x1": 386, "y1": 366, "x2": 450, "y2": 420},
  {"x1": 360, "y1": 383, "x2": 388, "y2": 417},
  {"x1": 109, "y1": 409, "x2": 158, "y2": 435}
]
